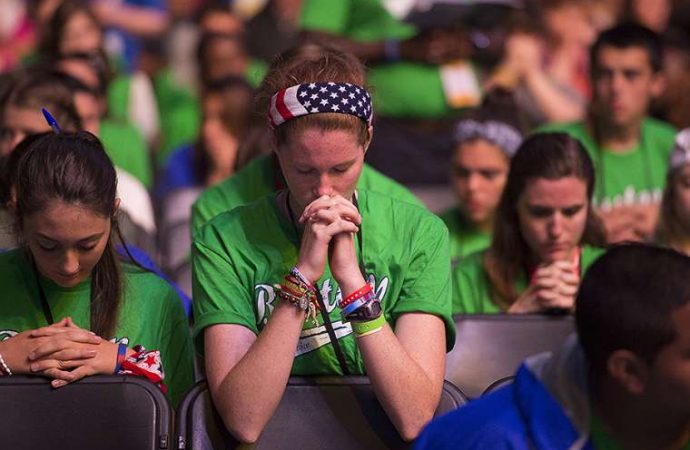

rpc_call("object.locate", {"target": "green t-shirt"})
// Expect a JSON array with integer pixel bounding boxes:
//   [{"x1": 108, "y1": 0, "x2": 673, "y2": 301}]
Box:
[
  {"x1": 190, "y1": 154, "x2": 423, "y2": 235},
  {"x1": 0, "y1": 249, "x2": 195, "y2": 407},
  {"x1": 538, "y1": 119, "x2": 676, "y2": 209},
  {"x1": 438, "y1": 206, "x2": 491, "y2": 267},
  {"x1": 100, "y1": 119, "x2": 153, "y2": 189},
  {"x1": 452, "y1": 246, "x2": 605, "y2": 314},
  {"x1": 299, "y1": 0, "x2": 452, "y2": 118},
  {"x1": 153, "y1": 68, "x2": 201, "y2": 166},
  {"x1": 192, "y1": 190, "x2": 455, "y2": 375}
]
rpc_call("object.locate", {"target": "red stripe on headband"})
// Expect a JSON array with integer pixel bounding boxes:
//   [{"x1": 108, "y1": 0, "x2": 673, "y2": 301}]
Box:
[{"x1": 275, "y1": 89, "x2": 294, "y2": 123}]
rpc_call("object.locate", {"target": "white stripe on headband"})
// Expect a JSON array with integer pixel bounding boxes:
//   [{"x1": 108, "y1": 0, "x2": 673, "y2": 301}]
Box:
[
  {"x1": 669, "y1": 128, "x2": 690, "y2": 171},
  {"x1": 454, "y1": 119, "x2": 523, "y2": 157},
  {"x1": 269, "y1": 82, "x2": 373, "y2": 128}
]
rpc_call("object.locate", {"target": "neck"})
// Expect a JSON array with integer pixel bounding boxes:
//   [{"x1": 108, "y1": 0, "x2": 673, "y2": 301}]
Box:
[
  {"x1": 593, "y1": 382, "x2": 690, "y2": 450},
  {"x1": 590, "y1": 116, "x2": 642, "y2": 153}
]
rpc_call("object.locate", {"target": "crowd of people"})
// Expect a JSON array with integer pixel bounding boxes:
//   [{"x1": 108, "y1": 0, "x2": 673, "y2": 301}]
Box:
[{"x1": 2, "y1": 0, "x2": 690, "y2": 447}]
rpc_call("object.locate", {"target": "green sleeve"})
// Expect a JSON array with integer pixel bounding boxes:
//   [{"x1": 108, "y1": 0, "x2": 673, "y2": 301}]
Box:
[
  {"x1": 390, "y1": 214, "x2": 456, "y2": 351},
  {"x1": 299, "y1": 0, "x2": 350, "y2": 34},
  {"x1": 190, "y1": 196, "x2": 211, "y2": 237},
  {"x1": 192, "y1": 221, "x2": 258, "y2": 354},
  {"x1": 452, "y1": 252, "x2": 502, "y2": 314},
  {"x1": 158, "y1": 288, "x2": 195, "y2": 408},
  {"x1": 100, "y1": 121, "x2": 153, "y2": 189}
]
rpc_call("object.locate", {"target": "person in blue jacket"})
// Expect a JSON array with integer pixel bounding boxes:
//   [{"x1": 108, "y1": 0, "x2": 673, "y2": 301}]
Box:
[{"x1": 417, "y1": 243, "x2": 690, "y2": 450}]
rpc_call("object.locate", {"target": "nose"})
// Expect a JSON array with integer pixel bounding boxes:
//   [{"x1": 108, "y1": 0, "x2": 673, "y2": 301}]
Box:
[
  {"x1": 59, "y1": 250, "x2": 81, "y2": 276},
  {"x1": 547, "y1": 212, "x2": 564, "y2": 240},
  {"x1": 315, "y1": 173, "x2": 334, "y2": 197},
  {"x1": 610, "y1": 72, "x2": 626, "y2": 97},
  {"x1": 467, "y1": 173, "x2": 482, "y2": 193}
]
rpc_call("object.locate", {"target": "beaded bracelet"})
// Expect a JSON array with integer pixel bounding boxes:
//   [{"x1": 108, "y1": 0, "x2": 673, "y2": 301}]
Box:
[
  {"x1": 276, "y1": 269, "x2": 319, "y2": 326},
  {"x1": 0, "y1": 353, "x2": 12, "y2": 376}
]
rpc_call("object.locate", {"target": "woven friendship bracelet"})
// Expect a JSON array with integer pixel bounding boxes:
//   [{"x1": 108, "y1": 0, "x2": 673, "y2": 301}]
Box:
[
  {"x1": 276, "y1": 272, "x2": 319, "y2": 326},
  {"x1": 0, "y1": 353, "x2": 12, "y2": 376}
]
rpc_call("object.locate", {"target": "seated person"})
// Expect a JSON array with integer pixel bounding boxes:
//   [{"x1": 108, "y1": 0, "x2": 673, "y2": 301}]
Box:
[
  {"x1": 453, "y1": 132, "x2": 607, "y2": 314},
  {"x1": 192, "y1": 46, "x2": 454, "y2": 442},
  {"x1": 417, "y1": 243, "x2": 690, "y2": 449},
  {"x1": 0, "y1": 68, "x2": 158, "y2": 261},
  {"x1": 0, "y1": 131, "x2": 193, "y2": 407},
  {"x1": 657, "y1": 128, "x2": 690, "y2": 255},
  {"x1": 190, "y1": 43, "x2": 423, "y2": 235},
  {"x1": 440, "y1": 89, "x2": 525, "y2": 266},
  {"x1": 540, "y1": 23, "x2": 676, "y2": 243},
  {"x1": 157, "y1": 76, "x2": 255, "y2": 295}
]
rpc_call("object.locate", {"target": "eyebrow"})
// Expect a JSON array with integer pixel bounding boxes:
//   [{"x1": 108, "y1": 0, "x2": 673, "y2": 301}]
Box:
[{"x1": 34, "y1": 232, "x2": 104, "y2": 243}]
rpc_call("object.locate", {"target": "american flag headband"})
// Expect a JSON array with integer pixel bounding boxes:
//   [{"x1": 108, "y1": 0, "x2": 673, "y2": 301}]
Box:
[{"x1": 268, "y1": 82, "x2": 373, "y2": 128}]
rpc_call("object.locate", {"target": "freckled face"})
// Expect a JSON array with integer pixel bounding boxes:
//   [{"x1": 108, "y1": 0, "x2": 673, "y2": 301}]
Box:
[{"x1": 276, "y1": 127, "x2": 366, "y2": 213}]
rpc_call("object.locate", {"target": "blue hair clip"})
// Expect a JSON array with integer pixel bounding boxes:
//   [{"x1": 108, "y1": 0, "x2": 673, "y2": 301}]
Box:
[{"x1": 41, "y1": 108, "x2": 62, "y2": 134}]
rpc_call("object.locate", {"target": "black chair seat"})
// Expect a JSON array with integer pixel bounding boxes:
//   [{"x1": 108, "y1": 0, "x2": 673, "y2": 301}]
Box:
[
  {"x1": 0, "y1": 375, "x2": 171, "y2": 450},
  {"x1": 445, "y1": 314, "x2": 574, "y2": 398},
  {"x1": 176, "y1": 376, "x2": 467, "y2": 450}
]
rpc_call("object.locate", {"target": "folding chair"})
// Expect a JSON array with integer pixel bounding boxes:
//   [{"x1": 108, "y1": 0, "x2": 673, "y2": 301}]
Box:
[
  {"x1": 175, "y1": 376, "x2": 467, "y2": 450},
  {"x1": 446, "y1": 314, "x2": 574, "y2": 398},
  {"x1": 0, "y1": 375, "x2": 172, "y2": 450}
]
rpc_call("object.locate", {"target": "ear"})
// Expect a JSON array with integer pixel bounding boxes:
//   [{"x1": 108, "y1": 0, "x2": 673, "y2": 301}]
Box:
[
  {"x1": 650, "y1": 72, "x2": 666, "y2": 99},
  {"x1": 364, "y1": 125, "x2": 374, "y2": 155},
  {"x1": 607, "y1": 349, "x2": 649, "y2": 395}
]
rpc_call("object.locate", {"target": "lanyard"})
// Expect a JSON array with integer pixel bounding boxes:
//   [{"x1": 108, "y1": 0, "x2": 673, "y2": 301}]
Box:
[
  {"x1": 284, "y1": 191, "x2": 366, "y2": 375},
  {"x1": 32, "y1": 259, "x2": 55, "y2": 325}
]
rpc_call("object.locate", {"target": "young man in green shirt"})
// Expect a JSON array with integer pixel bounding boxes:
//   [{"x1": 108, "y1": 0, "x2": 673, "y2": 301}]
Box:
[
  {"x1": 540, "y1": 24, "x2": 676, "y2": 243},
  {"x1": 418, "y1": 244, "x2": 690, "y2": 449}
]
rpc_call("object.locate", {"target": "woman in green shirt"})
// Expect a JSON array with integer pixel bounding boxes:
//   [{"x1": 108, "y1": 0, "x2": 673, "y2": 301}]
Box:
[
  {"x1": 0, "y1": 131, "x2": 194, "y2": 406},
  {"x1": 657, "y1": 128, "x2": 690, "y2": 255},
  {"x1": 453, "y1": 132, "x2": 607, "y2": 314},
  {"x1": 440, "y1": 89, "x2": 527, "y2": 266},
  {"x1": 193, "y1": 46, "x2": 454, "y2": 442}
]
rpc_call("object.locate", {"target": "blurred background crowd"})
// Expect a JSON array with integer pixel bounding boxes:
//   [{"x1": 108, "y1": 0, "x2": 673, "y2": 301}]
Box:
[{"x1": 2, "y1": 0, "x2": 690, "y2": 299}]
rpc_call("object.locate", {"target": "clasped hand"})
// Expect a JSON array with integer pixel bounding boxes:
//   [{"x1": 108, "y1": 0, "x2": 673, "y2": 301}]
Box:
[
  {"x1": 2, "y1": 317, "x2": 118, "y2": 388},
  {"x1": 509, "y1": 261, "x2": 579, "y2": 313},
  {"x1": 295, "y1": 194, "x2": 366, "y2": 295}
]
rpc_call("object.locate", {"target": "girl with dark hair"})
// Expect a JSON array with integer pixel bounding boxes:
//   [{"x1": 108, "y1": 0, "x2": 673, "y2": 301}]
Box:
[
  {"x1": 453, "y1": 132, "x2": 607, "y2": 314},
  {"x1": 657, "y1": 128, "x2": 690, "y2": 254},
  {"x1": 0, "y1": 131, "x2": 194, "y2": 406},
  {"x1": 440, "y1": 89, "x2": 527, "y2": 266},
  {"x1": 193, "y1": 46, "x2": 454, "y2": 442}
]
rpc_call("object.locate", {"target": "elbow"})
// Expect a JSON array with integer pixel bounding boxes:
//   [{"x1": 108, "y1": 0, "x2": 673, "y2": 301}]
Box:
[
  {"x1": 396, "y1": 409, "x2": 435, "y2": 442},
  {"x1": 226, "y1": 424, "x2": 261, "y2": 445},
  {"x1": 218, "y1": 407, "x2": 266, "y2": 444}
]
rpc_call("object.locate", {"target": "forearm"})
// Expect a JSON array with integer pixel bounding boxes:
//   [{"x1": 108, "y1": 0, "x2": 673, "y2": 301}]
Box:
[
  {"x1": 523, "y1": 69, "x2": 585, "y2": 123},
  {"x1": 210, "y1": 303, "x2": 305, "y2": 443},
  {"x1": 356, "y1": 323, "x2": 444, "y2": 441},
  {"x1": 101, "y1": 5, "x2": 169, "y2": 37}
]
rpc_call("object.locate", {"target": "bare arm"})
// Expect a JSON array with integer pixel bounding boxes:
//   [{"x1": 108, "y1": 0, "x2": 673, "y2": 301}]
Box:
[
  {"x1": 522, "y1": 67, "x2": 586, "y2": 123},
  {"x1": 204, "y1": 303, "x2": 305, "y2": 444},
  {"x1": 92, "y1": 1, "x2": 169, "y2": 38},
  {"x1": 356, "y1": 313, "x2": 446, "y2": 441}
]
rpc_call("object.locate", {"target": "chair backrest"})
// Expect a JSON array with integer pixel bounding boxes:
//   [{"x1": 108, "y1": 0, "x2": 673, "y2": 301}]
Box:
[
  {"x1": 0, "y1": 375, "x2": 172, "y2": 450},
  {"x1": 446, "y1": 314, "x2": 574, "y2": 398},
  {"x1": 175, "y1": 376, "x2": 467, "y2": 450}
]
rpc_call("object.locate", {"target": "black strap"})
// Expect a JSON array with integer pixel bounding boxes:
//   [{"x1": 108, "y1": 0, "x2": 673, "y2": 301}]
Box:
[
  {"x1": 286, "y1": 192, "x2": 364, "y2": 376},
  {"x1": 32, "y1": 259, "x2": 55, "y2": 325}
]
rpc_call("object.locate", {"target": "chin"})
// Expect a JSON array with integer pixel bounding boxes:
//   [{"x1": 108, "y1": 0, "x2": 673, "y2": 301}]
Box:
[{"x1": 52, "y1": 274, "x2": 87, "y2": 288}]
